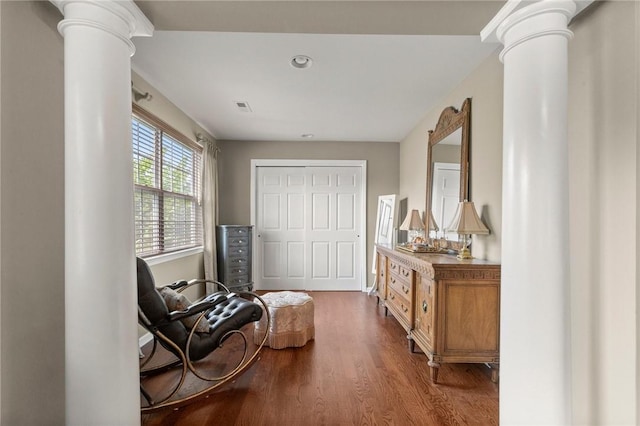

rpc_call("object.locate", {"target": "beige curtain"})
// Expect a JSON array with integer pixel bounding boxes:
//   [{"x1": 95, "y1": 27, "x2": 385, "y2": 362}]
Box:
[{"x1": 200, "y1": 138, "x2": 220, "y2": 293}]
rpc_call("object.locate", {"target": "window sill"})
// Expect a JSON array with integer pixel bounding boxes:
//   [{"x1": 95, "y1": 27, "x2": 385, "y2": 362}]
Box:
[{"x1": 143, "y1": 246, "x2": 204, "y2": 266}]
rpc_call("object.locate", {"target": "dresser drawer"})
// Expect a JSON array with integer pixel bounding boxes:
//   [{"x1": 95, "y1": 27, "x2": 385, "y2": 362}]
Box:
[
  {"x1": 388, "y1": 272, "x2": 412, "y2": 298},
  {"x1": 387, "y1": 287, "x2": 412, "y2": 326},
  {"x1": 389, "y1": 260, "x2": 412, "y2": 281}
]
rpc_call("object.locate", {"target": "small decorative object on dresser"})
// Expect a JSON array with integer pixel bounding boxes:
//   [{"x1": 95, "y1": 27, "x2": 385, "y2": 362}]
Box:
[
  {"x1": 397, "y1": 209, "x2": 432, "y2": 253},
  {"x1": 216, "y1": 225, "x2": 253, "y2": 292},
  {"x1": 375, "y1": 244, "x2": 500, "y2": 383}
]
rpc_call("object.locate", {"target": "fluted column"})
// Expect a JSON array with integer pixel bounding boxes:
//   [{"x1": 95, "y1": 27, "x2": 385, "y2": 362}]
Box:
[
  {"x1": 482, "y1": 1, "x2": 577, "y2": 424},
  {"x1": 50, "y1": 1, "x2": 152, "y2": 424}
]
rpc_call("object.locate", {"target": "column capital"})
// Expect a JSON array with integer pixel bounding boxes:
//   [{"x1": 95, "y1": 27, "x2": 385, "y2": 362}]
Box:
[
  {"x1": 51, "y1": 0, "x2": 153, "y2": 55},
  {"x1": 481, "y1": 0, "x2": 592, "y2": 62}
]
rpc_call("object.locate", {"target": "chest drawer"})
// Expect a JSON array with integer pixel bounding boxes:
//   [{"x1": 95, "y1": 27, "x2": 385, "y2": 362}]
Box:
[
  {"x1": 227, "y1": 236, "x2": 250, "y2": 247},
  {"x1": 227, "y1": 246, "x2": 249, "y2": 257},
  {"x1": 224, "y1": 265, "x2": 249, "y2": 277},
  {"x1": 226, "y1": 256, "x2": 249, "y2": 267},
  {"x1": 226, "y1": 227, "x2": 251, "y2": 238}
]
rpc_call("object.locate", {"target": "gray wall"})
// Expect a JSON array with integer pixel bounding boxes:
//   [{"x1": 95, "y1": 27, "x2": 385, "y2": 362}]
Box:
[
  {"x1": 1, "y1": 2, "x2": 65, "y2": 424},
  {"x1": 217, "y1": 139, "x2": 399, "y2": 287}
]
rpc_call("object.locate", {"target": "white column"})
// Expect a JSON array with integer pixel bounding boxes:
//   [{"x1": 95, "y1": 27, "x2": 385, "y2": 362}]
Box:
[
  {"x1": 482, "y1": 1, "x2": 577, "y2": 424},
  {"x1": 51, "y1": 1, "x2": 152, "y2": 424}
]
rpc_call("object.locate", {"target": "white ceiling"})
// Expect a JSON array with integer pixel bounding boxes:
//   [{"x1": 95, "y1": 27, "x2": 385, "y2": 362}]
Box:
[{"x1": 131, "y1": 1, "x2": 502, "y2": 143}]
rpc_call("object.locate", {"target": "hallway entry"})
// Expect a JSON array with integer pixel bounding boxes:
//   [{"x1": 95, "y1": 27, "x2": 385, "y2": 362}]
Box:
[{"x1": 252, "y1": 160, "x2": 366, "y2": 291}]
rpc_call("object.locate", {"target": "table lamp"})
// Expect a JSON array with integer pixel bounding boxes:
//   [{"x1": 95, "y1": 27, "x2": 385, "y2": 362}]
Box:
[
  {"x1": 400, "y1": 209, "x2": 425, "y2": 244},
  {"x1": 447, "y1": 201, "x2": 489, "y2": 259}
]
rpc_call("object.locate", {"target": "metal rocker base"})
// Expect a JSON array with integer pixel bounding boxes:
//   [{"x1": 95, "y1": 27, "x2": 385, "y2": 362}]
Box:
[{"x1": 137, "y1": 261, "x2": 271, "y2": 413}]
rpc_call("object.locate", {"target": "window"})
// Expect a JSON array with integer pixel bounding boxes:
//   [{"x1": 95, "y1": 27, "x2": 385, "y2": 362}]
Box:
[{"x1": 132, "y1": 105, "x2": 203, "y2": 257}]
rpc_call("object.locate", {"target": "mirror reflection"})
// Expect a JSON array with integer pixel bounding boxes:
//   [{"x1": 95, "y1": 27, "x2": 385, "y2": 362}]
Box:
[
  {"x1": 425, "y1": 98, "x2": 471, "y2": 246},
  {"x1": 430, "y1": 127, "x2": 461, "y2": 240}
]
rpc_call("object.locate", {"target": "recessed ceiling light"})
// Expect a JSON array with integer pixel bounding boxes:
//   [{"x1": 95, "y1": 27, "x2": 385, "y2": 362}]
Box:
[
  {"x1": 301, "y1": 133, "x2": 314, "y2": 139},
  {"x1": 291, "y1": 55, "x2": 313, "y2": 69}
]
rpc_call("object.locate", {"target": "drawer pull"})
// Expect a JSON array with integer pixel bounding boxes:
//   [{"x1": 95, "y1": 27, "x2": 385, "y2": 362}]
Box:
[
  {"x1": 390, "y1": 277, "x2": 396, "y2": 285},
  {"x1": 422, "y1": 301, "x2": 428, "y2": 313},
  {"x1": 390, "y1": 293, "x2": 395, "y2": 300},
  {"x1": 402, "y1": 286, "x2": 409, "y2": 295},
  {"x1": 402, "y1": 305, "x2": 408, "y2": 313},
  {"x1": 402, "y1": 270, "x2": 410, "y2": 278}
]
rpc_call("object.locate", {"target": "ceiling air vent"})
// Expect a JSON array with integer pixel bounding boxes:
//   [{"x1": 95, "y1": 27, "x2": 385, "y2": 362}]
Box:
[{"x1": 235, "y1": 101, "x2": 252, "y2": 113}]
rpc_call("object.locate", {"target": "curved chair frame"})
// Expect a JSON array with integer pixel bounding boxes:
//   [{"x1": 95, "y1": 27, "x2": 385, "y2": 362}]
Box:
[{"x1": 139, "y1": 278, "x2": 271, "y2": 413}]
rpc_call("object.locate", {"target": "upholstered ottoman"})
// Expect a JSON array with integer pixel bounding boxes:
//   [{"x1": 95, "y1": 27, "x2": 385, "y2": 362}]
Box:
[{"x1": 254, "y1": 291, "x2": 315, "y2": 349}]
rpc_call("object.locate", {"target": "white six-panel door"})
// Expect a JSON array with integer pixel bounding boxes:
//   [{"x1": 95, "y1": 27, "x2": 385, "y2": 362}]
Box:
[{"x1": 255, "y1": 165, "x2": 362, "y2": 291}]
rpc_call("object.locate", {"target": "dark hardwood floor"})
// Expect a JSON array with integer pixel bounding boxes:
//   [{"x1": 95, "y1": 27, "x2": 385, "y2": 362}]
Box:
[{"x1": 142, "y1": 291, "x2": 498, "y2": 425}]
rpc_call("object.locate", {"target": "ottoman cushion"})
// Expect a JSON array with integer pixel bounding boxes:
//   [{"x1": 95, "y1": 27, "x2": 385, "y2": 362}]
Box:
[{"x1": 254, "y1": 291, "x2": 315, "y2": 349}]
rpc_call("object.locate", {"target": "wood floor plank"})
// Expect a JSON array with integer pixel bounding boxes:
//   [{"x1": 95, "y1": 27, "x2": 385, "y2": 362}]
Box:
[{"x1": 142, "y1": 291, "x2": 498, "y2": 425}]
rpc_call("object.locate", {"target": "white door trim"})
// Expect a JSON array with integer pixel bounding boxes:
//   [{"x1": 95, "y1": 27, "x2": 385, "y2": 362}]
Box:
[{"x1": 251, "y1": 159, "x2": 367, "y2": 291}]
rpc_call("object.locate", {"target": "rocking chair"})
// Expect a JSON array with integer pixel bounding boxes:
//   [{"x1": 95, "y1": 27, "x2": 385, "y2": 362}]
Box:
[{"x1": 137, "y1": 257, "x2": 270, "y2": 412}]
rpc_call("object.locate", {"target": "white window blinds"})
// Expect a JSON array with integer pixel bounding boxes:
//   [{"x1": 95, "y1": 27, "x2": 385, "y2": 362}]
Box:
[{"x1": 132, "y1": 106, "x2": 203, "y2": 257}]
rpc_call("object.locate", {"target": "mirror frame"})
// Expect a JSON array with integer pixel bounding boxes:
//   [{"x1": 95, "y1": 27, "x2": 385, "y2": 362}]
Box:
[{"x1": 425, "y1": 98, "x2": 471, "y2": 238}]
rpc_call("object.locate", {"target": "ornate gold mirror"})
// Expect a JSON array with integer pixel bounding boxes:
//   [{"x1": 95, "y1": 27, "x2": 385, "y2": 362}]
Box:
[{"x1": 425, "y1": 98, "x2": 471, "y2": 244}]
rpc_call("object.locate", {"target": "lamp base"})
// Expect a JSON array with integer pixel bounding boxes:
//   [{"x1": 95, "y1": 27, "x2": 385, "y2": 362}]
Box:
[{"x1": 456, "y1": 247, "x2": 473, "y2": 260}]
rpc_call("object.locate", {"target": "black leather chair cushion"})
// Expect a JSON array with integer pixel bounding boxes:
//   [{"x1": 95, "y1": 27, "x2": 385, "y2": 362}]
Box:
[{"x1": 137, "y1": 257, "x2": 263, "y2": 361}]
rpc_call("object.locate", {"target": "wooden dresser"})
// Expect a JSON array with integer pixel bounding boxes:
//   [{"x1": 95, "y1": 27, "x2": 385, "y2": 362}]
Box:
[{"x1": 375, "y1": 244, "x2": 501, "y2": 383}]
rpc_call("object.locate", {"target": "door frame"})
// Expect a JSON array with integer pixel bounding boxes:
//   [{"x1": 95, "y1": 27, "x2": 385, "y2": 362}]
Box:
[{"x1": 250, "y1": 159, "x2": 368, "y2": 291}]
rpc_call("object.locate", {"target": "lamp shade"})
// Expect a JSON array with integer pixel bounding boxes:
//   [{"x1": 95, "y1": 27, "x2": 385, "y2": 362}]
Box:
[
  {"x1": 428, "y1": 211, "x2": 439, "y2": 232},
  {"x1": 400, "y1": 209, "x2": 424, "y2": 231},
  {"x1": 447, "y1": 201, "x2": 489, "y2": 235}
]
